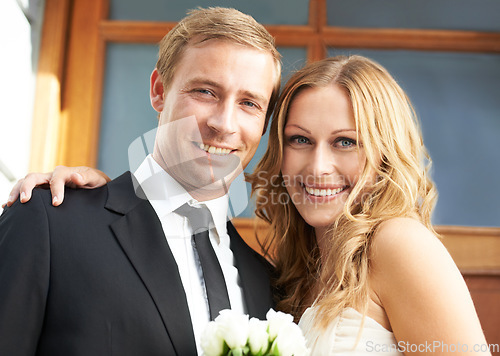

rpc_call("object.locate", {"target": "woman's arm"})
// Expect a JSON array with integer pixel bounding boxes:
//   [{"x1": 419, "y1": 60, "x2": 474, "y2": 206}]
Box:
[
  {"x1": 370, "y1": 217, "x2": 491, "y2": 355},
  {"x1": 4, "y1": 166, "x2": 110, "y2": 207}
]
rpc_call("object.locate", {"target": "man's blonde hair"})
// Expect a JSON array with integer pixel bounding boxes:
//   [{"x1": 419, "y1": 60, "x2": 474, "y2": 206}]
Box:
[{"x1": 156, "y1": 7, "x2": 282, "y2": 129}]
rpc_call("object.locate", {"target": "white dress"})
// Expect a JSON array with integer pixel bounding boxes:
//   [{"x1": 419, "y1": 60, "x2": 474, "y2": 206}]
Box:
[{"x1": 298, "y1": 307, "x2": 403, "y2": 355}]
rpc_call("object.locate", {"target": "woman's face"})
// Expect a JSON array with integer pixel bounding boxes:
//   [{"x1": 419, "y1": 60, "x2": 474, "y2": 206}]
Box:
[{"x1": 281, "y1": 85, "x2": 366, "y2": 234}]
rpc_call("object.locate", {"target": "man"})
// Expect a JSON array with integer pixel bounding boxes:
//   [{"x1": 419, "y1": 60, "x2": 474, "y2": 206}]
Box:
[{"x1": 0, "y1": 7, "x2": 281, "y2": 355}]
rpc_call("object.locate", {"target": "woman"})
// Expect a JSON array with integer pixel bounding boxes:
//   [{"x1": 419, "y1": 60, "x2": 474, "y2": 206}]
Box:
[
  {"x1": 6, "y1": 55, "x2": 490, "y2": 354},
  {"x1": 249, "y1": 55, "x2": 489, "y2": 354}
]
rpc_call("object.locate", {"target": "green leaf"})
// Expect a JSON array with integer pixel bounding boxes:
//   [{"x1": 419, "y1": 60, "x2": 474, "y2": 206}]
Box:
[
  {"x1": 228, "y1": 348, "x2": 243, "y2": 356},
  {"x1": 222, "y1": 342, "x2": 230, "y2": 355},
  {"x1": 268, "y1": 342, "x2": 280, "y2": 356}
]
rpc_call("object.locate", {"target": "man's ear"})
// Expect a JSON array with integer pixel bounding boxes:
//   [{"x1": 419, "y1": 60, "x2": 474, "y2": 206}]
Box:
[{"x1": 150, "y1": 68, "x2": 165, "y2": 112}]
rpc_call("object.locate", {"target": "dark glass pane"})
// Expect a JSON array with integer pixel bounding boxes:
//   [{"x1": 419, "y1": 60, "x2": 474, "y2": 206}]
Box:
[
  {"x1": 110, "y1": 0, "x2": 308, "y2": 25},
  {"x1": 98, "y1": 44, "x2": 158, "y2": 180},
  {"x1": 328, "y1": 48, "x2": 500, "y2": 226},
  {"x1": 327, "y1": 0, "x2": 500, "y2": 31}
]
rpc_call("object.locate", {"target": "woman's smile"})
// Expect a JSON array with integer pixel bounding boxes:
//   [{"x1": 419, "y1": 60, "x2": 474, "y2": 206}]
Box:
[{"x1": 281, "y1": 85, "x2": 365, "y2": 230}]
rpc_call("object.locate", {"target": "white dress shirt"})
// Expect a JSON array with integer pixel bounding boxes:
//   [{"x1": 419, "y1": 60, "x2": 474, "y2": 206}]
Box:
[{"x1": 134, "y1": 155, "x2": 247, "y2": 355}]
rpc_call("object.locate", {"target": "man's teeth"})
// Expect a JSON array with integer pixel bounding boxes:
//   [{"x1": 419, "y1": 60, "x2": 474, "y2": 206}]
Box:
[
  {"x1": 199, "y1": 143, "x2": 232, "y2": 155},
  {"x1": 304, "y1": 186, "x2": 345, "y2": 197}
]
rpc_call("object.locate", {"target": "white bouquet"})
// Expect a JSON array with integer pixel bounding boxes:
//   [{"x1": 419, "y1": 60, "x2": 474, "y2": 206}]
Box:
[{"x1": 201, "y1": 309, "x2": 309, "y2": 356}]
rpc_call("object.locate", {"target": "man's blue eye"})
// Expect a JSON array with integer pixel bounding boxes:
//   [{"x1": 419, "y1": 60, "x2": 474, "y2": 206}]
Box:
[
  {"x1": 243, "y1": 101, "x2": 256, "y2": 108},
  {"x1": 195, "y1": 89, "x2": 212, "y2": 95}
]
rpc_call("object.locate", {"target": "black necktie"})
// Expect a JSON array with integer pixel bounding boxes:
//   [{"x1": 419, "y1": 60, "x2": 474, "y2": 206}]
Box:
[{"x1": 175, "y1": 204, "x2": 231, "y2": 320}]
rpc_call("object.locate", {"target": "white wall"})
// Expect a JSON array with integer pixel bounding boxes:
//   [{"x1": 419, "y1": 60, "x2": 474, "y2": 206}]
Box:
[{"x1": 0, "y1": 0, "x2": 45, "y2": 212}]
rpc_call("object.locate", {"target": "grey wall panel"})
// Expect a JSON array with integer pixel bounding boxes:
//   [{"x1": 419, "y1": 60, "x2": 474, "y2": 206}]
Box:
[
  {"x1": 110, "y1": 0, "x2": 309, "y2": 25},
  {"x1": 327, "y1": 0, "x2": 500, "y2": 31}
]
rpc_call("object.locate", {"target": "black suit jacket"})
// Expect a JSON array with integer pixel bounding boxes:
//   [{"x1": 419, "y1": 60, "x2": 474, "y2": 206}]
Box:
[{"x1": 0, "y1": 172, "x2": 275, "y2": 355}]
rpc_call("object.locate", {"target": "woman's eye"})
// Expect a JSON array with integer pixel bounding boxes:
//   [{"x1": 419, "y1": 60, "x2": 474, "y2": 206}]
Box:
[
  {"x1": 335, "y1": 137, "x2": 356, "y2": 148},
  {"x1": 289, "y1": 135, "x2": 310, "y2": 145}
]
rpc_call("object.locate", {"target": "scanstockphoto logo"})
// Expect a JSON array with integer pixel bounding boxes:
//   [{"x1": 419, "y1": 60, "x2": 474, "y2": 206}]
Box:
[
  {"x1": 366, "y1": 340, "x2": 499, "y2": 353},
  {"x1": 127, "y1": 116, "x2": 249, "y2": 226}
]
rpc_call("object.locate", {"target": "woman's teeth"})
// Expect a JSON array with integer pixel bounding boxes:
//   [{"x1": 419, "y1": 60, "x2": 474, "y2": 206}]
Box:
[
  {"x1": 199, "y1": 144, "x2": 231, "y2": 155},
  {"x1": 304, "y1": 186, "x2": 345, "y2": 197}
]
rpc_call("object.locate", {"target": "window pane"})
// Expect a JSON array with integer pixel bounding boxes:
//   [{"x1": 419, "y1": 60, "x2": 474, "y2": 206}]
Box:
[
  {"x1": 98, "y1": 44, "x2": 158, "y2": 180},
  {"x1": 328, "y1": 48, "x2": 500, "y2": 227},
  {"x1": 110, "y1": 0, "x2": 309, "y2": 25},
  {"x1": 327, "y1": 0, "x2": 500, "y2": 31}
]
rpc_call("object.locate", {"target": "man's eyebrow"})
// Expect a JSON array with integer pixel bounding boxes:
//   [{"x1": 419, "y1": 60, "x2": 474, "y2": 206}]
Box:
[
  {"x1": 240, "y1": 90, "x2": 268, "y2": 105},
  {"x1": 184, "y1": 78, "x2": 222, "y2": 89}
]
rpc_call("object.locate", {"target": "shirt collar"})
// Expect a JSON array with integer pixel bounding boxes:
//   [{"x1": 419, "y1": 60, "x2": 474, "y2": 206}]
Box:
[
  {"x1": 134, "y1": 155, "x2": 229, "y2": 240},
  {"x1": 198, "y1": 194, "x2": 229, "y2": 243}
]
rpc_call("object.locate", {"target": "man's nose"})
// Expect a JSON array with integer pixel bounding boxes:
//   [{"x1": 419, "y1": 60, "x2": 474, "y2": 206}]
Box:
[{"x1": 207, "y1": 102, "x2": 237, "y2": 134}]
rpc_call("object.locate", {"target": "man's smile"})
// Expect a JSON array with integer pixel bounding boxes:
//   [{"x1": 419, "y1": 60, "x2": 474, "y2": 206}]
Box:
[{"x1": 197, "y1": 142, "x2": 235, "y2": 156}]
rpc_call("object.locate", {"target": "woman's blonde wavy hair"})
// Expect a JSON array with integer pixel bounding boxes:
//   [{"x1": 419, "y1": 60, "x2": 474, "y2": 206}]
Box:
[{"x1": 248, "y1": 55, "x2": 437, "y2": 325}]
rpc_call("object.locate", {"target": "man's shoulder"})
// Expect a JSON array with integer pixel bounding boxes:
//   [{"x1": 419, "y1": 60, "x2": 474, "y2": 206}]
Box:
[
  {"x1": 60, "y1": 171, "x2": 145, "y2": 213},
  {"x1": 1, "y1": 171, "x2": 136, "y2": 218},
  {"x1": 62, "y1": 171, "x2": 137, "y2": 202}
]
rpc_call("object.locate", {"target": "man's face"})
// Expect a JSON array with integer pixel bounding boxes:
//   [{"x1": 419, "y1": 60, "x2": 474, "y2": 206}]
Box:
[{"x1": 151, "y1": 40, "x2": 276, "y2": 200}]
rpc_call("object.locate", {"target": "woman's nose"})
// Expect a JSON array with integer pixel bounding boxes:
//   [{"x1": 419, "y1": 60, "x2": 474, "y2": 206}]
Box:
[{"x1": 310, "y1": 144, "x2": 336, "y2": 176}]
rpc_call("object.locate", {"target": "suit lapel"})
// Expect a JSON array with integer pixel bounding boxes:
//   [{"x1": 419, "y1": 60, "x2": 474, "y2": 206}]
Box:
[
  {"x1": 106, "y1": 173, "x2": 197, "y2": 355},
  {"x1": 227, "y1": 221, "x2": 274, "y2": 320}
]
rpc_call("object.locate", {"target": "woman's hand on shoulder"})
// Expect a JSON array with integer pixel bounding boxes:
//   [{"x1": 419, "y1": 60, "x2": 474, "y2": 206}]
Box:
[
  {"x1": 369, "y1": 217, "x2": 490, "y2": 354},
  {"x1": 4, "y1": 166, "x2": 111, "y2": 208}
]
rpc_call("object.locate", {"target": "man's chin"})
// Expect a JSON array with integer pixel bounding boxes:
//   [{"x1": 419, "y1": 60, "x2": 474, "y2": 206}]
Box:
[
  {"x1": 180, "y1": 176, "x2": 234, "y2": 201},
  {"x1": 169, "y1": 164, "x2": 242, "y2": 200},
  {"x1": 167, "y1": 153, "x2": 243, "y2": 195}
]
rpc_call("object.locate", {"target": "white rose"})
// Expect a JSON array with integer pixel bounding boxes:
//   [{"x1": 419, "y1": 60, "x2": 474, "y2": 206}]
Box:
[
  {"x1": 248, "y1": 317, "x2": 269, "y2": 354},
  {"x1": 201, "y1": 321, "x2": 224, "y2": 356},
  {"x1": 272, "y1": 322, "x2": 309, "y2": 356},
  {"x1": 266, "y1": 309, "x2": 294, "y2": 340},
  {"x1": 214, "y1": 309, "x2": 249, "y2": 350}
]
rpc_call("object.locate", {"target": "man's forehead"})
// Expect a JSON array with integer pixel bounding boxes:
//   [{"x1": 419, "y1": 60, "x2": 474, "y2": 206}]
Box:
[
  {"x1": 181, "y1": 38, "x2": 276, "y2": 72},
  {"x1": 172, "y1": 42, "x2": 276, "y2": 98}
]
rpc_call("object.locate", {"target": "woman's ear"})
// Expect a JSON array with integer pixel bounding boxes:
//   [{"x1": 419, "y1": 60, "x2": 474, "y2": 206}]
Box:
[{"x1": 150, "y1": 69, "x2": 165, "y2": 112}]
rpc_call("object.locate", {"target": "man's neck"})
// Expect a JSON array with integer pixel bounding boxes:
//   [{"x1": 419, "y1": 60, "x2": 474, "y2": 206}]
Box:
[{"x1": 151, "y1": 152, "x2": 233, "y2": 202}]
